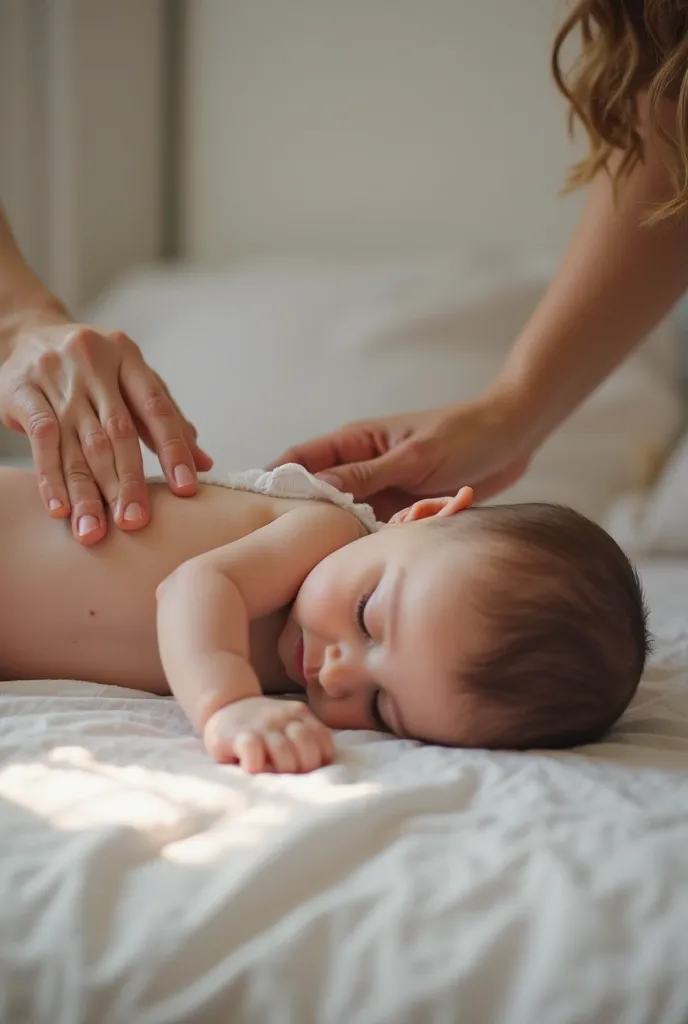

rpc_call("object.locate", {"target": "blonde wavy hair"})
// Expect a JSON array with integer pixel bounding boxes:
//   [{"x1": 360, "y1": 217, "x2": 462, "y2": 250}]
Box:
[{"x1": 552, "y1": 0, "x2": 688, "y2": 221}]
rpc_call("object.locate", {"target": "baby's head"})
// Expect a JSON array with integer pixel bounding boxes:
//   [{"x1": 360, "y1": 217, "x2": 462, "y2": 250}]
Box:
[{"x1": 279, "y1": 489, "x2": 650, "y2": 750}]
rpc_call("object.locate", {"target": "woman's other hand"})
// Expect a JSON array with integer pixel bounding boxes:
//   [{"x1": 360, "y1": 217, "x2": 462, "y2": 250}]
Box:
[{"x1": 269, "y1": 397, "x2": 532, "y2": 521}]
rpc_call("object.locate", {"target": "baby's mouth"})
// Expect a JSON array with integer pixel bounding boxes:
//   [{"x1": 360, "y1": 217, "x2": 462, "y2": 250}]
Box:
[{"x1": 293, "y1": 630, "x2": 323, "y2": 691}]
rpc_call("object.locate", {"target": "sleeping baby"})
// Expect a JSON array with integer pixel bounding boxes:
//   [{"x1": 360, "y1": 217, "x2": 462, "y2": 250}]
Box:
[{"x1": 0, "y1": 463, "x2": 649, "y2": 773}]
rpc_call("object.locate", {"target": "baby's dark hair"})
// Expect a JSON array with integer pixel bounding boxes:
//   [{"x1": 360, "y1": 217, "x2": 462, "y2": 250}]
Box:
[{"x1": 436, "y1": 503, "x2": 651, "y2": 750}]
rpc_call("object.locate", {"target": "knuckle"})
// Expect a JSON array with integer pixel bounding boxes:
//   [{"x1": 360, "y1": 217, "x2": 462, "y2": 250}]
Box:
[
  {"x1": 63, "y1": 327, "x2": 100, "y2": 358},
  {"x1": 403, "y1": 437, "x2": 428, "y2": 467},
  {"x1": 64, "y1": 459, "x2": 95, "y2": 487},
  {"x1": 82, "y1": 428, "x2": 111, "y2": 457},
  {"x1": 37, "y1": 470, "x2": 64, "y2": 494},
  {"x1": 105, "y1": 413, "x2": 136, "y2": 442},
  {"x1": 286, "y1": 720, "x2": 308, "y2": 742},
  {"x1": 34, "y1": 349, "x2": 62, "y2": 377},
  {"x1": 115, "y1": 470, "x2": 145, "y2": 489},
  {"x1": 347, "y1": 464, "x2": 368, "y2": 484},
  {"x1": 142, "y1": 388, "x2": 174, "y2": 420},
  {"x1": 4, "y1": 376, "x2": 24, "y2": 403},
  {"x1": 109, "y1": 330, "x2": 135, "y2": 350},
  {"x1": 113, "y1": 331, "x2": 142, "y2": 361},
  {"x1": 157, "y1": 437, "x2": 188, "y2": 460},
  {"x1": 27, "y1": 411, "x2": 59, "y2": 443}
]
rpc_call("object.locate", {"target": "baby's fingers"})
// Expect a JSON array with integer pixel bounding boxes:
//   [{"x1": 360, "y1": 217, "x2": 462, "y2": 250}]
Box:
[
  {"x1": 285, "y1": 719, "x2": 334, "y2": 772},
  {"x1": 234, "y1": 732, "x2": 267, "y2": 774},
  {"x1": 262, "y1": 730, "x2": 300, "y2": 774}
]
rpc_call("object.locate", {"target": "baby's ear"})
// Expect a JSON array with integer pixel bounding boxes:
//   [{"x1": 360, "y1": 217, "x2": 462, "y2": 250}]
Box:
[{"x1": 388, "y1": 486, "x2": 473, "y2": 524}]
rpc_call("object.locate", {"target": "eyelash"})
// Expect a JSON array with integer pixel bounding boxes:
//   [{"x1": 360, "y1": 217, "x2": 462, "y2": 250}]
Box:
[
  {"x1": 356, "y1": 594, "x2": 372, "y2": 638},
  {"x1": 356, "y1": 593, "x2": 388, "y2": 733}
]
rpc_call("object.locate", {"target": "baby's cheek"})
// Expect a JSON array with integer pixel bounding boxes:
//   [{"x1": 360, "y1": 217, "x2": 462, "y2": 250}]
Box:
[
  {"x1": 299, "y1": 564, "x2": 333, "y2": 604},
  {"x1": 294, "y1": 572, "x2": 336, "y2": 630}
]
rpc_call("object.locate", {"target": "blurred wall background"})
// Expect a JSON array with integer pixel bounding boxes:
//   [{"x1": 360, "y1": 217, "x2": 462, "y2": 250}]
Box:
[
  {"x1": 1, "y1": 0, "x2": 686, "y2": 446},
  {"x1": 2, "y1": 0, "x2": 589, "y2": 308}
]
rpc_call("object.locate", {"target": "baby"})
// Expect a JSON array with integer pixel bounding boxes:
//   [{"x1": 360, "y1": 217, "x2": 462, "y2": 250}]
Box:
[{"x1": 0, "y1": 464, "x2": 649, "y2": 774}]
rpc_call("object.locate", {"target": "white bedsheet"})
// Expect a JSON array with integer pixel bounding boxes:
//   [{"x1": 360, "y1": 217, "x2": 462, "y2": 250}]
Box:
[{"x1": 2, "y1": 560, "x2": 688, "y2": 1024}]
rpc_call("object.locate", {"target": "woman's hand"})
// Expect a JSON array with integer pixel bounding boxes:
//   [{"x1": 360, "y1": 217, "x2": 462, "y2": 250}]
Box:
[
  {"x1": 269, "y1": 398, "x2": 532, "y2": 521},
  {"x1": 0, "y1": 313, "x2": 213, "y2": 544}
]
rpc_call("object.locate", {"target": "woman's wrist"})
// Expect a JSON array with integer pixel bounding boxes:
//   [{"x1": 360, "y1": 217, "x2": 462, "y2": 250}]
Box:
[
  {"x1": 0, "y1": 203, "x2": 71, "y2": 358},
  {"x1": 473, "y1": 375, "x2": 546, "y2": 458},
  {"x1": 0, "y1": 292, "x2": 71, "y2": 359}
]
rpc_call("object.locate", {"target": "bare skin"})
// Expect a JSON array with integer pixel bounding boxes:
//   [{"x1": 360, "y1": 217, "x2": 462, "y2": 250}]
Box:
[
  {"x1": 0, "y1": 469, "x2": 476, "y2": 775},
  {"x1": 0, "y1": 468, "x2": 303, "y2": 691},
  {"x1": 272, "y1": 101, "x2": 688, "y2": 517},
  {"x1": 0, "y1": 203, "x2": 212, "y2": 544}
]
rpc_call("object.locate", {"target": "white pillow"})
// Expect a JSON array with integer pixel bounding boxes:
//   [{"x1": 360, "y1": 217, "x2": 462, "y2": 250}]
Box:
[
  {"x1": 606, "y1": 429, "x2": 688, "y2": 555},
  {"x1": 83, "y1": 255, "x2": 683, "y2": 523}
]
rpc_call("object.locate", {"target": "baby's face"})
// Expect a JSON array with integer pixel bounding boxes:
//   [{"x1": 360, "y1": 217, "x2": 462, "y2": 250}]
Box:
[{"x1": 278, "y1": 518, "x2": 486, "y2": 745}]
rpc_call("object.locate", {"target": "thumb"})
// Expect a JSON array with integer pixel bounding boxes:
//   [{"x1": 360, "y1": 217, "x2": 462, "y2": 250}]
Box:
[{"x1": 317, "y1": 446, "x2": 408, "y2": 500}]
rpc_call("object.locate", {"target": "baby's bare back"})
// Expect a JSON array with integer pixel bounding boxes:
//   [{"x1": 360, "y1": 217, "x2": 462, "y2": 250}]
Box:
[{"x1": 0, "y1": 469, "x2": 297, "y2": 691}]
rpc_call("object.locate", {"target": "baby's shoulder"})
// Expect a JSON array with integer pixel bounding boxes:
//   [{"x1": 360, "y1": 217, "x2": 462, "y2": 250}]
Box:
[
  {"x1": 199, "y1": 464, "x2": 378, "y2": 538},
  {"x1": 279, "y1": 496, "x2": 369, "y2": 542}
]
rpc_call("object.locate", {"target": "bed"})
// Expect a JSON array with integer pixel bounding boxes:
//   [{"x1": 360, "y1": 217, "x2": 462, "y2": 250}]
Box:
[
  {"x1": 2, "y1": 259, "x2": 688, "y2": 1024},
  {"x1": 3, "y1": 4, "x2": 688, "y2": 1021},
  {"x1": 2, "y1": 558, "x2": 688, "y2": 1023}
]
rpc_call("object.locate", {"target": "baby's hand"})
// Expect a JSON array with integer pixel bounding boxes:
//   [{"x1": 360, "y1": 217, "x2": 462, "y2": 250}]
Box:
[{"x1": 203, "y1": 696, "x2": 335, "y2": 774}]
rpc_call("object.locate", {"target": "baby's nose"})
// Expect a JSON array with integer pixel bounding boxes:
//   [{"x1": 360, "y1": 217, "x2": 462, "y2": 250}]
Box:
[{"x1": 319, "y1": 644, "x2": 358, "y2": 697}]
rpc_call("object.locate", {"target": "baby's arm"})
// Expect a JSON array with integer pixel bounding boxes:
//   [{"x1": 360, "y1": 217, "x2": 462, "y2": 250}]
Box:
[{"x1": 156, "y1": 502, "x2": 362, "y2": 772}]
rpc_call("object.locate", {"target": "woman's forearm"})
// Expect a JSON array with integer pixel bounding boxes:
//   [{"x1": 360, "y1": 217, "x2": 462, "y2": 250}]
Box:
[
  {"x1": 0, "y1": 203, "x2": 69, "y2": 357},
  {"x1": 491, "y1": 124, "x2": 688, "y2": 452}
]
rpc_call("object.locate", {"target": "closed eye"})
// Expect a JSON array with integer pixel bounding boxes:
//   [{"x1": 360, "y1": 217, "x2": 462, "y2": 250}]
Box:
[{"x1": 355, "y1": 593, "x2": 372, "y2": 638}]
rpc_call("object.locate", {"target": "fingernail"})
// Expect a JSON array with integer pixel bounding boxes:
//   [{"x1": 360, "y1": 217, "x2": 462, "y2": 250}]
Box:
[
  {"x1": 318, "y1": 473, "x2": 343, "y2": 489},
  {"x1": 48, "y1": 498, "x2": 62, "y2": 512},
  {"x1": 173, "y1": 464, "x2": 195, "y2": 488},
  {"x1": 78, "y1": 515, "x2": 99, "y2": 537},
  {"x1": 123, "y1": 501, "x2": 144, "y2": 522}
]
